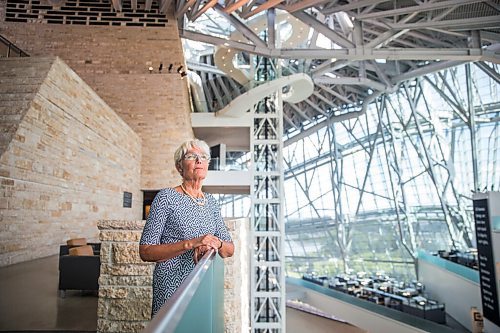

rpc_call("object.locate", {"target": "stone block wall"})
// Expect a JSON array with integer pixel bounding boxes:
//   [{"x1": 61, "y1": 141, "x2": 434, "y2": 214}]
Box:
[
  {"x1": 0, "y1": 56, "x2": 142, "y2": 266},
  {"x1": 97, "y1": 218, "x2": 250, "y2": 333},
  {"x1": 0, "y1": 0, "x2": 194, "y2": 190},
  {"x1": 97, "y1": 220, "x2": 153, "y2": 333},
  {"x1": 223, "y1": 218, "x2": 250, "y2": 333},
  {"x1": 89, "y1": 74, "x2": 193, "y2": 189}
]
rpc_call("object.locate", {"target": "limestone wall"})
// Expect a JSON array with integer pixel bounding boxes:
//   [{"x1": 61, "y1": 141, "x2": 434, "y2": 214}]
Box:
[
  {"x1": 0, "y1": 56, "x2": 142, "y2": 266},
  {"x1": 223, "y1": 218, "x2": 250, "y2": 333},
  {"x1": 97, "y1": 218, "x2": 250, "y2": 333},
  {"x1": 97, "y1": 220, "x2": 153, "y2": 333},
  {"x1": 0, "y1": 0, "x2": 194, "y2": 190}
]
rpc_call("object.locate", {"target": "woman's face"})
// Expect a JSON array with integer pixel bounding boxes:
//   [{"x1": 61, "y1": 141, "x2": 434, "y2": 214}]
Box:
[{"x1": 180, "y1": 146, "x2": 210, "y2": 182}]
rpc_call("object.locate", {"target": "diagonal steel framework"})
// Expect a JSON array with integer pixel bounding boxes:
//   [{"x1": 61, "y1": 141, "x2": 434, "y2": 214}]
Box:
[
  {"x1": 281, "y1": 62, "x2": 498, "y2": 279},
  {"x1": 176, "y1": 0, "x2": 499, "y2": 137}
]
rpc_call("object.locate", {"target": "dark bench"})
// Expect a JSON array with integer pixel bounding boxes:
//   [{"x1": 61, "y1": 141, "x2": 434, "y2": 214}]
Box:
[{"x1": 58, "y1": 243, "x2": 101, "y2": 297}]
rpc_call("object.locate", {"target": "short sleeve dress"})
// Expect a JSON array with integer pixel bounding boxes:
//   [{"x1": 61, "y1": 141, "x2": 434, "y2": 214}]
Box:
[{"x1": 139, "y1": 188, "x2": 232, "y2": 316}]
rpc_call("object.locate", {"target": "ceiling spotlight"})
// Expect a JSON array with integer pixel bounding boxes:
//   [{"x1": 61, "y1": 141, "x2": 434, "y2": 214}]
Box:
[
  {"x1": 177, "y1": 65, "x2": 183, "y2": 73},
  {"x1": 148, "y1": 66, "x2": 153, "y2": 74}
]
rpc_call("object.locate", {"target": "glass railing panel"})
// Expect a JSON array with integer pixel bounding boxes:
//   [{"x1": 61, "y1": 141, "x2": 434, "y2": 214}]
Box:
[
  {"x1": 142, "y1": 250, "x2": 224, "y2": 333},
  {"x1": 417, "y1": 250, "x2": 479, "y2": 283},
  {"x1": 174, "y1": 254, "x2": 224, "y2": 333}
]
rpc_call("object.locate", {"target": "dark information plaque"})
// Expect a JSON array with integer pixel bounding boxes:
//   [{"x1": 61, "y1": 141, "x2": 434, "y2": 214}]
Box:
[{"x1": 474, "y1": 198, "x2": 500, "y2": 326}]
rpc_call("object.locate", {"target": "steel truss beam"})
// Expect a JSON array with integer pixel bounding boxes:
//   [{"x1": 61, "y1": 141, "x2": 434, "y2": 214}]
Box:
[
  {"x1": 282, "y1": 62, "x2": 496, "y2": 279},
  {"x1": 250, "y1": 60, "x2": 285, "y2": 331}
]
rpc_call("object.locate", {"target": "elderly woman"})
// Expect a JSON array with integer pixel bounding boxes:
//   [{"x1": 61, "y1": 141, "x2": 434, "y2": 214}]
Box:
[{"x1": 139, "y1": 139, "x2": 234, "y2": 316}]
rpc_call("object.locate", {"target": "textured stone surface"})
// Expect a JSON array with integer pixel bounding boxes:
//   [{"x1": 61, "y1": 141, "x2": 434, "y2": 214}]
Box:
[
  {"x1": 98, "y1": 297, "x2": 151, "y2": 321},
  {"x1": 0, "y1": 57, "x2": 142, "y2": 266},
  {"x1": 0, "y1": 9, "x2": 194, "y2": 190},
  {"x1": 112, "y1": 243, "x2": 142, "y2": 264},
  {"x1": 97, "y1": 319, "x2": 149, "y2": 333},
  {"x1": 99, "y1": 287, "x2": 129, "y2": 299},
  {"x1": 99, "y1": 286, "x2": 151, "y2": 300},
  {"x1": 100, "y1": 231, "x2": 142, "y2": 242},
  {"x1": 99, "y1": 275, "x2": 153, "y2": 287},
  {"x1": 100, "y1": 243, "x2": 112, "y2": 264},
  {"x1": 100, "y1": 263, "x2": 153, "y2": 276},
  {"x1": 224, "y1": 218, "x2": 250, "y2": 333},
  {"x1": 98, "y1": 220, "x2": 145, "y2": 231}
]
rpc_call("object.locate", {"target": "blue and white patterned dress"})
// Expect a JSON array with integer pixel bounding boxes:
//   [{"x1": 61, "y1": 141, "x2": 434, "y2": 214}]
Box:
[{"x1": 140, "y1": 188, "x2": 232, "y2": 316}]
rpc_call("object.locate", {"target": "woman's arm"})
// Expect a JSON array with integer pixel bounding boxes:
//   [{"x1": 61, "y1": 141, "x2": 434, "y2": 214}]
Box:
[
  {"x1": 217, "y1": 239, "x2": 234, "y2": 258},
  {"x1": 139, "y1": 234, "x2": 224, "y2": 262},
  {"x1": 139, "y1": 240, "x2": 194, "y2": 262}
]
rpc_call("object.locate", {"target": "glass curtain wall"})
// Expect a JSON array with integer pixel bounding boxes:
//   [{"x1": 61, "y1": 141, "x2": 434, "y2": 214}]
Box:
[{"x1": 218, "y1": 62, "x2": 499, "y2": 281}]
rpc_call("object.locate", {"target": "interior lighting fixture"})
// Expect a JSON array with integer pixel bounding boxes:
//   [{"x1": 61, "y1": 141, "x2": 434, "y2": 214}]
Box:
[
  {"x1": 168, "y1": 63, "x2": 173, "y2": 72},
  {"x1": 177, "y1": 65, "x2": 183, "y2": 73},
  {"x1": 148, "y1": 66, "x2": 153, "y2": 74}
]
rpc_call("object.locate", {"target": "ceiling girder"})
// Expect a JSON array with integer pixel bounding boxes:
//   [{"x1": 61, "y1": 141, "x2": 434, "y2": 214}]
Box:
[
  {"x1": 283, "y1": 0, "x2": 331, "y2": 13},
  {"x1": 314, "y1": 77, "x2": 387, "y2": 92},
  {"x1": 369, "y1": 60, "x2": 393, "y2": 88},
  {"x1": 476, "y1": 62, "x2": 500, "y2": 84},
  {"x1": 391, "y1": 60, "x2": 466, "y2": 84},
  {"x1": 190, "y1": 0, "x2": 218, "y2": 21},
  {"x1": 176, "y1": 0, "x2": 196, "y2": 18},
  {"x1": 390, "y1": 15, "x2": 500, "y2": 31},
  {"x1": 172, "y1": 0, "x2": 500, "y2": 136},
  {"x1": 213, "y1": 4, "x2": 267, "y2": 48},
  {"x1": 292, "y1": 11, "x2": 354, "y2": 49},
  {"x1": 355, "y1": 0, "x2": 487, "y2": 20},
  {"x1": 321, "y1": 0, "x2": 391, "y2": 15},
  {"x1": 485, "y1": 1, "x2": 500, "y2": 11},
  {"x1": 279, "y1": 47, "x2": 498, "y2": 62},
  {"x1": 239, "y1": 0, "x2": 284, "y2": 19},
  {"x1": 268, "y1": 9, "x2": 276, "y2": 49},
  {"x1": 317, "y1": 83, "x2": 354, "y2": 105},
  {"x1": 223, "y1": 0, "x2": 251, "y2": 14},
  {"x1": 288, "y1": 103, "x2": 314, "y2": 122},
  {"x1": 365, "y1": 29, "x2": 409, "y2": 49},
  {"x1": 312, "y1": 90, "x2": 339, "y2": 109},
  {"x1": 158, "y1": 0, "x2": 171, "y2": 13},
  {"x1": 304, "y1": 98, "x2": 328, "y2": 116}
]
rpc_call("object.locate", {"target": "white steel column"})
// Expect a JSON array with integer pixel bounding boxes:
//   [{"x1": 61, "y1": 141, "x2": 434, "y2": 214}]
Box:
[{"x1": 250, "y1": 90, "x2": 285, "y2": 332}]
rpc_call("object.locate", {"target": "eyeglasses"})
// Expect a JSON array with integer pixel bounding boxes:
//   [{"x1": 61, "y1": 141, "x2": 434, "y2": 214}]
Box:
[{"x1": 183, "y1": 153, "x2": 211, "y2": 161}]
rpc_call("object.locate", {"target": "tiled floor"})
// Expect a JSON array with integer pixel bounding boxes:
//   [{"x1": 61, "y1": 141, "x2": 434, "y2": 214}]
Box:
[{"x1": 0, "y1": 255, "x2": 97, "y2": 332}]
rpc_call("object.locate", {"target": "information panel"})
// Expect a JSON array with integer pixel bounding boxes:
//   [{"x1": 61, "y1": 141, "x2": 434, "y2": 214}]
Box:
[{"x1": 474, "y1": 198, "x2": 500, "y2": 326}]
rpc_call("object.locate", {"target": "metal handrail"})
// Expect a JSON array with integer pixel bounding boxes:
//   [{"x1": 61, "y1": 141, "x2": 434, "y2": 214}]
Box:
[
  {"x1": 0, "y1": 35, "x2": 29, "y2": 57},
  {"x1": 142, "y1": 249, "x2": 217, "y2": 333}
]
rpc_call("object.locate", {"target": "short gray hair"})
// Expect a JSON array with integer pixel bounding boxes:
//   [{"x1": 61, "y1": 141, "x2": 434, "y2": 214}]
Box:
[{"x1": 174, "y1": 139, "x2": 211, "y2": 171}]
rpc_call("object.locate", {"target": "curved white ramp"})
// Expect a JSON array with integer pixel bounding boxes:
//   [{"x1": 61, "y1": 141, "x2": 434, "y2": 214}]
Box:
[
  {"x1": 217, "y1": 73, "x2": 314, "y2": 117},
  {"x1": 187, "y1": 70, "x2": 209, "y2": 113},
  {"x1": 214, "y1": 13, "x2": 309, "y2": 86}
]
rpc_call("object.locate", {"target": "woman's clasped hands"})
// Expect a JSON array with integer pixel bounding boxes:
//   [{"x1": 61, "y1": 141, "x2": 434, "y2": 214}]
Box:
[{"x1": 192, "y1": 234, "x2": 222, "y2": 264}]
